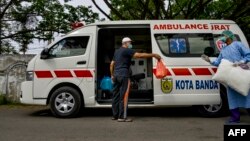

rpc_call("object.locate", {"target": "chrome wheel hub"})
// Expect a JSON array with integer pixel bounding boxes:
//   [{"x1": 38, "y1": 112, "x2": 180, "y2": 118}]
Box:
[
  {"x1": 203, "y1": 102, "x2": 222, "y2": 113},
  {"x1": 55, "y1": 92, "x2": 75, "y2": 113}
]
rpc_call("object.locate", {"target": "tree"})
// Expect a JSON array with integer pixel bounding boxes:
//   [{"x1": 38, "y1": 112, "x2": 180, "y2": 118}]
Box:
[
  {"x1": 91, "y1": 0, "x2": 250, "y2": 41},
  {"x1": 0, "y1": 0, "x2": 99, "y2": 54}
]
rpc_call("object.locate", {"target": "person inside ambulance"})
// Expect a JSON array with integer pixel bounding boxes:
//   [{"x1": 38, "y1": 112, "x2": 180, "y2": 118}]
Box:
[
  {"x1": 110, "y1": 37, "x2": 161, "y2": 122},
  {"x1": 201, "y1": 30, "x2": 250, "y2": 123}
]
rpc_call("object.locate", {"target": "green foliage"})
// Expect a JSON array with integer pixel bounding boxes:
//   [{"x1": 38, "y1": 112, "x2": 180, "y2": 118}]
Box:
[
  {"x1": 0, "y1": 0, "x2": 99, "y2": 54},
  {"x1": 0, "y1": 95, "x2": 7, "y2": 105},
  {"x1": 108, "y1": 0, "x2": 164, "y2": 20},
  {"x1": 0, "y1": 94, "x2": 24, "y2": 105},
  {"x1": 104, "y1": 0, "x2": 249, "y2": 41},
  {"x1": 0, "y1": 40, "x2": 18, "y2": 54}
]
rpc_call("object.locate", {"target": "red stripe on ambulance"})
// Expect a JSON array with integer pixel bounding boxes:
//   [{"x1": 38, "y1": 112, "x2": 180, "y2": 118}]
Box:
[
  {"x1": 54, "y1": 70, "x2": 73, "y2": 78},
  {"x1": 35, "y1": 71, "x2": 53, "y2": 78},
  {"x1": 192, "y1": 68, "x2": 212, "y2": 75},
  {"x1": 74, "y1": 70, "x2": 93, "y2": 77},
  {"x1": 35, "y1": 70, "x2": 93, "y2": 78},
  {"x1": 153, "y1": 68, "x2": 217, "y2": 76},
  {"x1": 212, "y1": 68, "x2": 217, "y2": 73},
  {"x1": 172, "y1": 68, "x2": 192, "y2": 76}
]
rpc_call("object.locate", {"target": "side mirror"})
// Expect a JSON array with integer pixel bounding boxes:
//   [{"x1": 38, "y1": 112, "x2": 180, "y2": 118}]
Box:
[
  {"x1": 40, "y1": 48, "x2": 50, "y2": 59},
  {"x1": 204, "y1": 47, "x2": 215, "y2": 57}
]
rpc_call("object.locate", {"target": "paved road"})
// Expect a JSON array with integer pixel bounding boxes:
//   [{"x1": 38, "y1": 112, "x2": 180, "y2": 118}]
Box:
[{"x1": 0, "y1": 105, "x2": 250, "y2": 141}]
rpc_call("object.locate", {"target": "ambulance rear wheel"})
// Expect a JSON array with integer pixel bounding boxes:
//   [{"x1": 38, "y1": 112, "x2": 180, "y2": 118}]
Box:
[
  {"x1": 50, "y1": 86, "x2": 82, "y2": 118},
  {"x1": 196, "y1": 88, "x2": 229, "y2": 117}
]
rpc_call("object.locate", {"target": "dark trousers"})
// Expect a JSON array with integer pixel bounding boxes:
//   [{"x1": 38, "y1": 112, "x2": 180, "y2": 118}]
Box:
[
  {"x1": 112, "y1": 76, "x2": 130, "y2": 119},
  {"x1": 247, "y1": 108, "x2": 250, "y2": 115}
]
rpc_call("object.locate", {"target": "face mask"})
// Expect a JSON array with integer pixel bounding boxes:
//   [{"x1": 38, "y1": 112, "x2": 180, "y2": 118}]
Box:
[
  {"x1": 128, "y1": 44, "x2": 133, "y2": 49},
  {"x1": 219, "y1": 36, "x2": 227, "y2": 43}
]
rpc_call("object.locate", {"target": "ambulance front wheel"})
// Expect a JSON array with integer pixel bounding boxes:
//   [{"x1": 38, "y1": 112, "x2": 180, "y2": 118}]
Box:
[
  {"x1": 49, "y1": 86, "x2": 82, "y2": 118},
  {"x1": 195, "y1": 88, "x2": 229, "y2": 117}
]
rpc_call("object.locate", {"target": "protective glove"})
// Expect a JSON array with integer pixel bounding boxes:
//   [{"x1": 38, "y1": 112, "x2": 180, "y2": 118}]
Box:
[
  {"x1": 201, "y1": 54, "x2": 211, "y2": 63},
  {"x1": 239, "y1": 64, "x2": 250, "y2": 70},
  {"x1": 233, "y1": 60, "x2": 245, "y2": 67}
]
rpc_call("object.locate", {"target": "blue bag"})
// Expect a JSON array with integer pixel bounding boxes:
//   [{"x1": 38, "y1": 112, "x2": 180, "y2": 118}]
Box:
[{"x1": 100, "y1": 76, "x2": 113, "y2": 91}]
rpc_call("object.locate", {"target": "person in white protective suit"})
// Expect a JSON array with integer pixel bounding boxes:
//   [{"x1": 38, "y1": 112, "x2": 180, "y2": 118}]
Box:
[{"x1": 202, "y1": 30, "x2": 250, "y2": 123}]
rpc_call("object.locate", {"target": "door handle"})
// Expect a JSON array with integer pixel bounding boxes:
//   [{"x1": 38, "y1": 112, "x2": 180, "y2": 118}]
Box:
[{"x1": 77, "y1": 61, "x2": 86, "y2": 65}]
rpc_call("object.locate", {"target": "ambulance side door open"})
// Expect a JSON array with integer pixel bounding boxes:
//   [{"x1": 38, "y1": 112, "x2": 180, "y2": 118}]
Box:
[
  {"x1": 33, "y1": 34, "x2": 93, "y2": 99},
  {"x1": 151, "y1": 22, "x2": 220, "y2": 106}
]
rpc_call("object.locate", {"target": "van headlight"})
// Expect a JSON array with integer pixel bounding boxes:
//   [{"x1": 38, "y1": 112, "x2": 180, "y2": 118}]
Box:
[{"x1": 26, "y1": 71, "x2": 34, "y2": 81}]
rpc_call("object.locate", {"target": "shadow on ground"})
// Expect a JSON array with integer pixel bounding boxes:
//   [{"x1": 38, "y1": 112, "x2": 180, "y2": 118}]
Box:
[{"x1": 30, "y1": 106, "x2": 201, "y2": 118}]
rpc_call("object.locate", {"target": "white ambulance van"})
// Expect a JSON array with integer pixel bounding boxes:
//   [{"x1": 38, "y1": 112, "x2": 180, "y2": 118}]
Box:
[{"x1": 21, "y1": 20, "x2": 249, "y2": 118}]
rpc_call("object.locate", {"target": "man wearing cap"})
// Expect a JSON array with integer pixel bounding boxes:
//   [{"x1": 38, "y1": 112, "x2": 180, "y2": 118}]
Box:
[
  {"x1": 202, "y1": 30, "x2": 250, "y2": 123},
  {"x1": 110, "y1": 37, "x2": 161, "y2": 122}
]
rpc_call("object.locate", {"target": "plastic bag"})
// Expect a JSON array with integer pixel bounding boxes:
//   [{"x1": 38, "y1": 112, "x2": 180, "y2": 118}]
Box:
[
  {"x1": 155, "y1": 59, "x2": 168, "y2": 79},
  {"x1": 100, "y1": 76, "x2": 113, "y2": 91},
  {"x1": 212, "y1": 59, "x2": 250, "y2": 96}
]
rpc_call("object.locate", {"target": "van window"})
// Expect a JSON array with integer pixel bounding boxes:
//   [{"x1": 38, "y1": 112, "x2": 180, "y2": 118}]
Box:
[
  {"x1": 49, "y1": 36, "x2": 89, "y2": 58},
  {"x1": 155, "y1": 34, "x2": 215, "y2": 57}
]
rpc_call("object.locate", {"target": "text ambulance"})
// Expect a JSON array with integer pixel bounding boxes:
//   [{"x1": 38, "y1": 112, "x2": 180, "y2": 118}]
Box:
[{"x1": 21, "y1": 20, "x2": 249, "y2": 117}]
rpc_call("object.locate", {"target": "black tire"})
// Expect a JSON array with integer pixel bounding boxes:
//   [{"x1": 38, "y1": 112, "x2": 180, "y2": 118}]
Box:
[
  {"x1": 49, "y1": 86, "x2": 82, "y2": 118},
  {"x1": 195, "y1": 86, "x2": 229, "y2": 117}
]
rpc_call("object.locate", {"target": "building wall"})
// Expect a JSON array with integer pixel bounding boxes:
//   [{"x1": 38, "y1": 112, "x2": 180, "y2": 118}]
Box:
[{"x1": 0, "y1": 55, "x2": 35, "y2": 102}]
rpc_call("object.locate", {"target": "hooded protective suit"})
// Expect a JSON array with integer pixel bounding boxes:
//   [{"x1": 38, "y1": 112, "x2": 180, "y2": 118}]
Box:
[{"x1": 211, "y1": 41, "x2": 250, "y2": 109}]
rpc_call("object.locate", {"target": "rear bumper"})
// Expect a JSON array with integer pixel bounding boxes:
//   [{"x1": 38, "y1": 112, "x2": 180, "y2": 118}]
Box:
[{"x1": 20, "y1": 81, "x2": 46, "y2": 105}]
